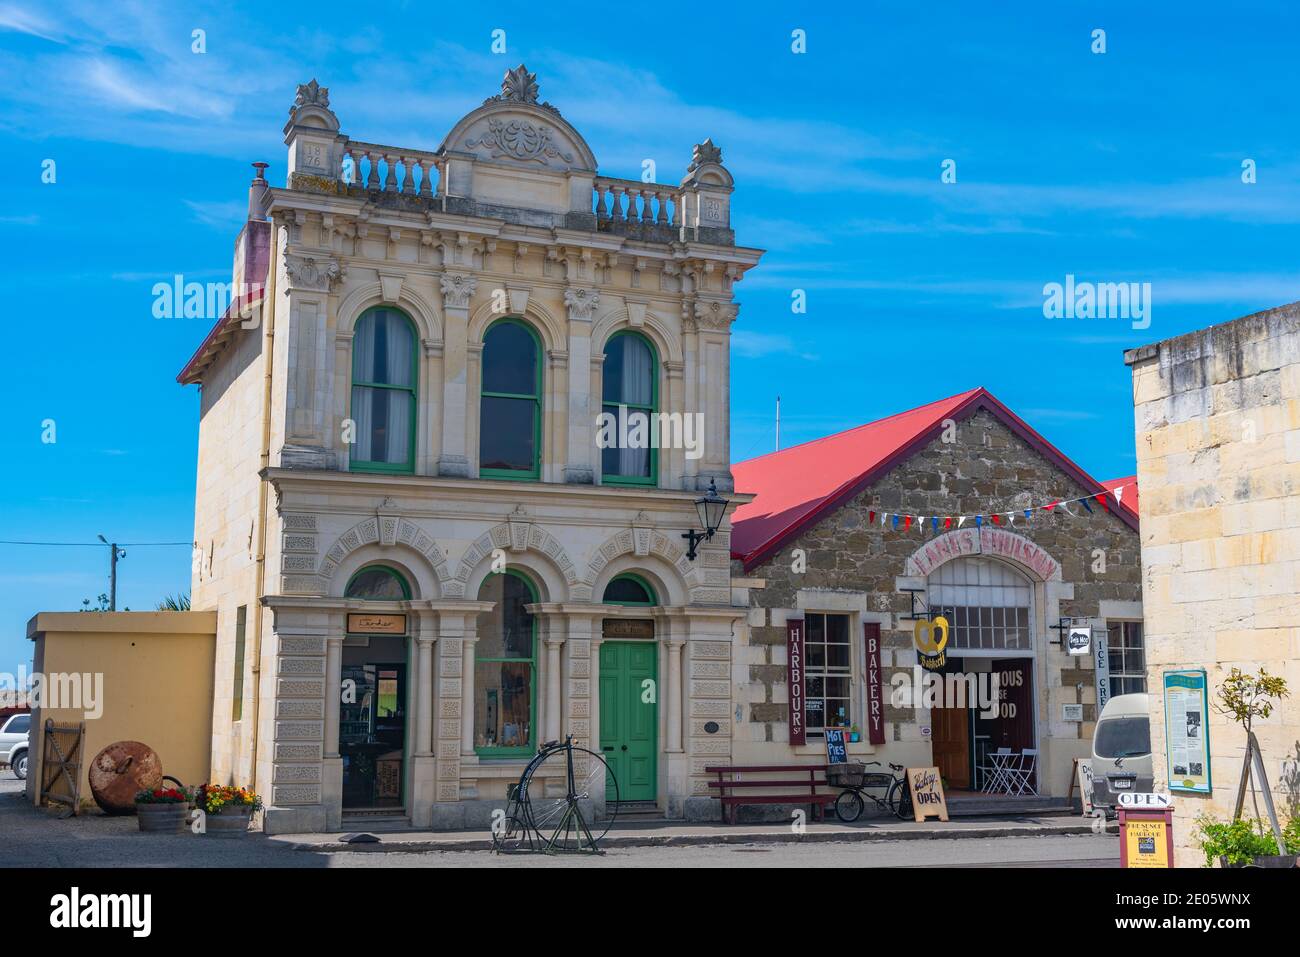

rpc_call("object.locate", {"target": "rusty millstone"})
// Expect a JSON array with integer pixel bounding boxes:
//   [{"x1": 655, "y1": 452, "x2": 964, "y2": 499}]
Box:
[{"x1": 88, "y1": 741, "x2": 162, "y2": 815}]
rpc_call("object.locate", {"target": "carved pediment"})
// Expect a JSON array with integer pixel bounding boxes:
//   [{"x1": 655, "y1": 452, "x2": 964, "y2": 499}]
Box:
[{"x1": 464, "y1": 112, "x2": 578, "y2": 168}]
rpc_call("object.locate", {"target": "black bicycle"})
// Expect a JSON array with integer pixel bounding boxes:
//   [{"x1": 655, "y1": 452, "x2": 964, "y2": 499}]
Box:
[
  {"x1": 831, "y1": 761, "x2": 912, "y2": 822},
  {"x1": 492, "y1": 735, "x2": 620, "y2": 854}
]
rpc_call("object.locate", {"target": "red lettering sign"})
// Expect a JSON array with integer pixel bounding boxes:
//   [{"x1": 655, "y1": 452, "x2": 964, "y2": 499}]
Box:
[
  {"x1": 864, "y1": 622, "x2": 885, "y2": 745},
  {"x1": 788, "y1": 619, "x2": 805, "y2": 746}
]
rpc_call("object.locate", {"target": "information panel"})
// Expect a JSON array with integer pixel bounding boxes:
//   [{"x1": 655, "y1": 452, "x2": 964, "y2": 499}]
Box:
[{"x1": 1163, "y1": 669, "x2": 1211, "y2": 794}]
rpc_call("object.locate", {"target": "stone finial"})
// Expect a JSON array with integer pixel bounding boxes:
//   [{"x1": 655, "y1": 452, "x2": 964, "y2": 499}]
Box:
[
  {"x1": 484, "y1": 63, "x2": 561, "y2": 115},
  {"x1": 689, "y1": 138, "x2": 723, "y2": 171},
  {"x1": 290, "y1": 78, "x2": 329, "y2": 115}
]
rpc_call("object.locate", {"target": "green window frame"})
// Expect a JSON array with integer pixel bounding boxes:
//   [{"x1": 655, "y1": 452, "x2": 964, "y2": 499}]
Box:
[
  {"x1": 602, "y1": 573, "x2": 657, "y2": 606},
  {"x1": 232, "y1": 605, "x2": 247, "y2": 722},
  {"x1": 601, "y1": 331, "x2": 659, "y2": 486},
  {"x1": 479, "y1": 317, "x2": 542, "y2": 480},
  {"x1": 344, "y1": 565, "x2": 412, "y2": 601},
  {"x1": 475, "y1": 569, "x2": 538, "y2": 757},
  {"x1": 349, "y1": 307, "x2": 418, "y2": 474}
]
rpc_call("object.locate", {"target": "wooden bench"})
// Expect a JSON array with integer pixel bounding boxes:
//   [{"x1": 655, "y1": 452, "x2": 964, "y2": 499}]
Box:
[{"x1": 705, "y1": 764, "x2": 835, "y2": 824}]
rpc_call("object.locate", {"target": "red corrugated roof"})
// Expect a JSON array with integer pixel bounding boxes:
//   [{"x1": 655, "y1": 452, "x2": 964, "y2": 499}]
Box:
[{"x1": 730, "y1": 387, "x2": 1138, "y2": 570}]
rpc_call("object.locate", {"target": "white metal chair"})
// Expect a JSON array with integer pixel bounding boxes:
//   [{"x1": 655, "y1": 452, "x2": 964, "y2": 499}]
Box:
[
  {"x1": 980, "y1": 748, "x2": 1012, "y2": 793},
  {"x1": 1006, "y1": 748, "x2": 1038, "y2": 796}
]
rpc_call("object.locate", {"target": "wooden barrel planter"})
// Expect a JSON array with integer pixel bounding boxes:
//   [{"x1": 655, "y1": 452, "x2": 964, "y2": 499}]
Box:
[
  {"x1": 205, "y1": 808, "x2": 253, "y2": 837},
  {"x1": 136, "y1": 803, "x2": 189, "y2": 833}
]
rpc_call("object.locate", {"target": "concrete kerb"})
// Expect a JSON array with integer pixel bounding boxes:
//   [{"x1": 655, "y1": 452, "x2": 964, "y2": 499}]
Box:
[{"x1": 274, "y1": 818, "x2": 1118, "y2": 854}]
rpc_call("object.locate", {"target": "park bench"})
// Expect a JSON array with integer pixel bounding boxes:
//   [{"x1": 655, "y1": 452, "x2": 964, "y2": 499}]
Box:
[{"x1": 704, "y1": 764, "x2": 835, "y2": 824}]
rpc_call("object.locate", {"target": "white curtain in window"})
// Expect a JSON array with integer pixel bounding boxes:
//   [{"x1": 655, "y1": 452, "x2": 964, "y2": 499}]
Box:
[
  {"x1": 618, "y1": 336, "x2": 652, "y2": 475},
  {"x1": 351, "y1": 310, "x2": 413, "y2": 464},
  {"x1": 378, "y1": 310, "x2": 413, "y2": 386}
]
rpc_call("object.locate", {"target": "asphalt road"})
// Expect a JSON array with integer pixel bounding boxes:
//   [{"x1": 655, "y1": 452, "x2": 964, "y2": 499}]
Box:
[{"x1": 0, "y1": 784, "x2": 1117, "y2": 868}]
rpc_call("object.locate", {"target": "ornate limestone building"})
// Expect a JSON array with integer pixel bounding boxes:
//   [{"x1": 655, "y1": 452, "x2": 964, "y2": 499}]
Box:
[{"x1": 179, "y1": 67, "x2": 763, "y2": 833}]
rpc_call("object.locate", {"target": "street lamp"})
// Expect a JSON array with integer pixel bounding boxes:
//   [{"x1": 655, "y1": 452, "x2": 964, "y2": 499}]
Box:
[{"x1": 682, "y1": 479, "x2": 730, "y2": 561}]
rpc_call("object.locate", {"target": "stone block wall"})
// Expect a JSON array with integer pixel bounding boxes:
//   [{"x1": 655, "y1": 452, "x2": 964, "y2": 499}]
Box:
[{"x1": 1127, "y1": 303, "x2": 1300, "y2": 865}]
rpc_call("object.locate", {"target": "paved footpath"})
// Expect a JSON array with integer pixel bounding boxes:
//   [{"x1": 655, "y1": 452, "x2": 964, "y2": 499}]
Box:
[{"x1": 0, "y1": 781, "x2": 1116, "y2": 868}]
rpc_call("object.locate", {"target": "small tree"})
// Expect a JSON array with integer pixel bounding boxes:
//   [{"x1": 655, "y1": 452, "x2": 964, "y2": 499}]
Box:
[
  {"x1": 1214, "y1": 666, "x2": 1289, "y2": 734},
  {"x1": 1213, "y1": 666, "x2": 1290, "y2": 848}
]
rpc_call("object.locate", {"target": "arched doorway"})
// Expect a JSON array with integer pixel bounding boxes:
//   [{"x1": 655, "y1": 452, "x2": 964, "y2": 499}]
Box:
[
  {"x1": 600, "y1": 574, "x2": 658, "y2": 804},
  {"x1": 926, "y1": 557, "x2": 1037, "y2": 792},
  {"x1": 340, "y1": 565, "x2": 411, "y2": 811}
]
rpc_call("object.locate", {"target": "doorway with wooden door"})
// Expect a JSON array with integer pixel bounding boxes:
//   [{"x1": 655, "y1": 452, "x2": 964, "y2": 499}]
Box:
[
  {"x1": 598, "y1": 633, "x2": 658, "y2": 804},
  {"x1": 929, "y1": 655, "x2": 972, "y2": 789}
]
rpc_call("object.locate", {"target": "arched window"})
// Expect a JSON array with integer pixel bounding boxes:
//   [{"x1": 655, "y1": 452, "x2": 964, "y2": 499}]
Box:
[
  {"x1": 474, "y1": 570, "x2": 537, "y2": 753},
  {"x1": 928, "y1": 558, "x2": 1032, "y2": 652},
  {"x1": 603, "y1": 573, "x2": 656, "y2": 605},
  {"x1": 601, "y1": 332, "x2": 657, "y2": 484},
  {"x1": 350, "y1": 307, "x2": 417, "y2": 472},
  {"x1": 345, "y1": 565, "x2": 411, "y2": 601},
  {"x1": 480, "y1": 319, "x2": 541, "y2": 479}
]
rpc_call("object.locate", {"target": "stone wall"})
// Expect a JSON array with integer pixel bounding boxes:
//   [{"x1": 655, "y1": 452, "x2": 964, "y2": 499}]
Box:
[
  {"x1": 734, "y1": 408, "x2": 1143, "y2": 796},
  {"x1": 1126, "y1": 302, "x2": 1300, "y2": 865}
]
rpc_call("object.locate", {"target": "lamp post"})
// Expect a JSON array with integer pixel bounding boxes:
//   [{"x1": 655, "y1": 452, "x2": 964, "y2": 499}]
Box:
[
  {"x1": 97, "y1": 534, "x2": 127, "y2": 611},
  {"x1": 682, "y1": 479, "x2": 730, "y2": 561}
]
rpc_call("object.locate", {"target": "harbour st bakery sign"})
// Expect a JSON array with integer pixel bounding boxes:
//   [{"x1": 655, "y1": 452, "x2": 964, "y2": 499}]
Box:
[{"x1": 906, "y1": 528, "x2": 1061, "y2": 581}]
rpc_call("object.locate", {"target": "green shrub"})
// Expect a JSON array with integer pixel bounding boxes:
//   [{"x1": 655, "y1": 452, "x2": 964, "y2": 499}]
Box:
[{"x1": 1193, "y1": 813, "x2": 1300, "y2": 867}]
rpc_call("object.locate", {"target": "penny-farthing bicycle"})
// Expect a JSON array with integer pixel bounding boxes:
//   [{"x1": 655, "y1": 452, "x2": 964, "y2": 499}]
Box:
[{"x1": 493, "y1": 735, "x2": 620, "y2": 854}]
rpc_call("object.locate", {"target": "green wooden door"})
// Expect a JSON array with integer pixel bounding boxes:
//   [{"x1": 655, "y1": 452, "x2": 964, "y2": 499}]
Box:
[{"x1": 599, "y1": 641, "x2": 658, "y2": 802}]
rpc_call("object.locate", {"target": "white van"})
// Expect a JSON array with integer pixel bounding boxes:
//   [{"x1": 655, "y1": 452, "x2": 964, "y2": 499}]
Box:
[{"x1": 1090, "y1": 693, "x2": 1152, "y2": 813}]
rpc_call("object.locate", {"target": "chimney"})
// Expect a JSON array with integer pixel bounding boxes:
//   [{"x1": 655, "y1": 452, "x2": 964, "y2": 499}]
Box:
[{"x1": 248, "y1": 162, "x2": 269, "y2": 221}]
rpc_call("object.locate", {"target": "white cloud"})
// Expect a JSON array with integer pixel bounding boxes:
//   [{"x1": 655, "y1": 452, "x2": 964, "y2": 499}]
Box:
[{"x1": 731, "y1": 331, "x2": 817, "y2": 361}]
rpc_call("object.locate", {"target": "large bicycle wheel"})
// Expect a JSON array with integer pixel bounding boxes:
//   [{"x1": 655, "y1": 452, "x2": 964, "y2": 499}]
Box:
[
  {"x1": 834, "y1": 789, "x2": 864, "y2": 823},
  {"x1": 889, "y1": 778, "x2": 913, "y2": 820},
  {"x1": 519, "y1": 745, "x2": 619, "y2": 851}
]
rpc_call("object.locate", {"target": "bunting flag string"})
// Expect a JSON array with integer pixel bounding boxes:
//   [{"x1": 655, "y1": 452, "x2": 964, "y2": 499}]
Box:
[{"x1": 865, "y1": 479, "x2": 1137, "y2": 534}]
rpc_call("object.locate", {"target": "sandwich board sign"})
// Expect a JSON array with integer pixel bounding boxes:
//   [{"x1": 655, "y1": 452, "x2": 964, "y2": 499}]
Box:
[
  {"x1": 824, "y1": 728, "x2": 848, "y2": 765},
  {"x1": 907, "y1": 766, "x2": 949, "y2": 822}
]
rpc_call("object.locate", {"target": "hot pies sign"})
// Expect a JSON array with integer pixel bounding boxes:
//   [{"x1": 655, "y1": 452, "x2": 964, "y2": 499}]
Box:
[{"x1": 914, "y1": 616, "x2": 950, "y2": 672}]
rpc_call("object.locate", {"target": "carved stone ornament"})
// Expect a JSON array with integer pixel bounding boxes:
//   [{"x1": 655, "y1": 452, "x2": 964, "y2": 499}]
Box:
[
  {"x1": 440, "y1": 273, "x2": 478, "y2": 309},
  {"x1": 466, "y1": 117, "x2": 573, "y2": 166},
  {"x1": 689, "y1": 138, "x2": 723, "y2": 171},
  {"x1": 483, "y1": 63, "x2": 561, "y2": 115},
  {"x1": 289, "y1": 79, "x2": 330, "y2": 120},
  {"x1": 284, "y1": 253, "x2": 344, "y2": 291},
  {"x1": 694, "y1": 299, "x2": 738, "y2": 330},
  {"x1": 564, "y1": 286, "x2": 599, "y2": 320}
]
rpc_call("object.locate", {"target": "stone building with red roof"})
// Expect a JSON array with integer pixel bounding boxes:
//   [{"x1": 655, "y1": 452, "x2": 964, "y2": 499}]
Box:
[{"x1": 729, "y1": 387, "x2": 1143, "y2": 809}]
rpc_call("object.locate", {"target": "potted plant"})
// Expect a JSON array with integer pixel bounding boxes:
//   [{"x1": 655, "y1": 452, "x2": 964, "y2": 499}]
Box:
[
  {"x1": 849, "y1": 724, "x2": 862, "y2": 743},
  {"x1": 1194, "y1": 814, "x2": 1300, "y2": 868},
  {"x1": 195, "y1": 784, "x2": 263, "y2": 837},
  {"x1": 134, "y1": 786, "x2": 191, "y2": 833},
  {"x1": 1212, "y1": 666, "x2": 1291, "y2": 860}
]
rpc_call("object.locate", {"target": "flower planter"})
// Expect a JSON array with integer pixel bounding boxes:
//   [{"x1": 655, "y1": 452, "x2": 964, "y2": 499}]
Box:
[
  {"x1": 1219, "y1": 854, "x2": 1298, "y2": 869},
  {"x1": 136, "y1": 803, "x2": 189, "y2": 834},
  {"x1": 204, "y1": 808, "x2": 253, "y2": 837}
]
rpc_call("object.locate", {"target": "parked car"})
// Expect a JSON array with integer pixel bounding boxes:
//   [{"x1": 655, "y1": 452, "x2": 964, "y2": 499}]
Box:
[
  {"x1": 0, "y1": 712, "x2": 31, "y2": 780},
  {"x1": 1090, "y1": 693, "x2": 1152, "y2": 813}
]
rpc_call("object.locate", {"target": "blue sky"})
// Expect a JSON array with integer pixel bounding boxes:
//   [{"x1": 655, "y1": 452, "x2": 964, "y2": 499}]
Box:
[{"x1": 2, "y1": 1, "x2": 1298, "y2": 673}]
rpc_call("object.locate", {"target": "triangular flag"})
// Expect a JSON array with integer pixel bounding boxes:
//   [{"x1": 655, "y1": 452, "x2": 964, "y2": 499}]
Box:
[
  {"x1": 932, "y1": 516, "x2": 939, "y2": 531},
  {"x1": 881, "y1": 511, "x2": 888, "y2": 526},
  {"x1": 1095, "y1": 492, "x2": 1109, "y2": 511},
  {"x1": 975, "y1": 515, "x2": 983, "y2": 528},
  {"x1": 1045, "y1": 501, "x2": 1058, "y2": 512},
  {"x1": 892, "y1": 514, "x2": 900, "y2": 529},
  {"x1": 869, "y1": 510, "x2": 876, "y2": 524},
  {"x1": 991, "y1": 514, "x2": 1001, "y2": 526},
  {"x1": 1007, "y1": 512, "x2": 1016, "y2": 526},
  {"x1": 904, "y1": 515, "x2": 913, "y2": 530},
  {"x1": 957, "y1": 516, "x2": 967, "y2": 528},
  {"x1": 1081, "y1": 497, "x2": 1093, "y2": 514},
  {"x1": 944, "y1": 517, "x2": 952, "y2": 530},
  {"x1": 1113, "y1": 486, "x2": 1124, "y2": 507},
  {"x1": 1024, "y1": 509, "x2": 1032, "y2": 521},
  {"x1": 1060, "y1": 502, "x2": 1074, "y2": 516}
]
